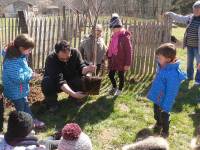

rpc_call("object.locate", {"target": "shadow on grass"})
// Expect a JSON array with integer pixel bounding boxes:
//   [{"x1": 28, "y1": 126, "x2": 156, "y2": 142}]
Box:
[
  {"x1": 189, "y1": 106, "x2": 200, "y2": 136},
  {"x1": 73, "y1": 95, "x2": 117, "y2": 128},
  {"x1": 173, "y1": 80, "x2": 200, "y2": 113},
  {"x1": 123, "y1": 74, "x2": 154, "y2": 96},
  {"x1": 31, "y1": 95, "x2": 117, "y2": 131},
  {"x1": 172, "y1": 80, "x2": 200, "y2": 136},
  {"x1": 134, "y1": 128, "x2": 153, "y2": 142},
  {"x1": 30, "y1": 74, "x2": 154, "y2": 133}
]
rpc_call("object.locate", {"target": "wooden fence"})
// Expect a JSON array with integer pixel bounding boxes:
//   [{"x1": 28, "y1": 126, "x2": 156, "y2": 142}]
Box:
[
  {"x1": 129, "y1": 19, "x2": 171, "y2": 75},
  {"x1": 0, "y1": 14, "x2": 171, "y2": 76}
]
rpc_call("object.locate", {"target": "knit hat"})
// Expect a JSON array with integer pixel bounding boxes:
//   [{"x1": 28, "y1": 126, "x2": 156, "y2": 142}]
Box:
[
  {"x1": 109, "y1": 13, "x2": 122, "y2": 28},
  {"x1": 5, "y1": 111, "x2": 33, "y2": 142},
  {"x1": 58, "y1": 123, "x2": 92, "y2": 150},
  {"x1": 193, "y1": 1, "x2": 200, "y2": 9}
]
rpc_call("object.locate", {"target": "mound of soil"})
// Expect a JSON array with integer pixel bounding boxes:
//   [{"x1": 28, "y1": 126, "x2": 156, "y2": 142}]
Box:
[{"x1": 28, "y1": 74, "x2": 44, "y2": 104}]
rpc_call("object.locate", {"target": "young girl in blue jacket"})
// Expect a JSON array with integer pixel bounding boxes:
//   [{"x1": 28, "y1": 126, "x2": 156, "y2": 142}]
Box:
[
  {"x1": 147, "y1": 43, "x2": 186, "y2": 138},
  {"x1": 2, "y1": 34, "x2": 45, "y2": 129}
]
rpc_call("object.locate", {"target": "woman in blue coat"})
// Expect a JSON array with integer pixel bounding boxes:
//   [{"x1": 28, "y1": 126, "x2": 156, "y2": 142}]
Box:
[
  {"x1": 147, "y1": 43, "x2": 186, "y2": 138},
  {"x1": 2, "y1": 34, "x2": 45, "y2": 129}
]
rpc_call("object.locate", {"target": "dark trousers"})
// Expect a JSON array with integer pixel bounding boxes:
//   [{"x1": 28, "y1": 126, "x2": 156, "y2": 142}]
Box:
[
  {"x1": 154, "y1": 104, "x2": 170, "y2": 133},
  {"x1": 0, "y1": 97, "x2": 4, "y2": 132},
  {"x1": 41, "y1": 76, "x2": 84, "y2": 108},
  {"x1": 187, "y1": 47, "x2": 200, "y2": 82},
  {"x1": 96, "y1": 64, "x2": 101, "y2": 76},
  {"x1": 108, "y1": 70, "x2": 125, "y2": 90},
  {"x1": 12, "y1": 97, "x2": 33, "y2": 117}
]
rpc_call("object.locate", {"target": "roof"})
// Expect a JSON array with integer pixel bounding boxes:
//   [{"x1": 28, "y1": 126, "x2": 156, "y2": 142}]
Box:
[
  {"x1": 46, "y1": 5, "x2": 59, "y2": 9},
  {"x1": 0, "y1": 0, "x2": 36, "y2": 7}
]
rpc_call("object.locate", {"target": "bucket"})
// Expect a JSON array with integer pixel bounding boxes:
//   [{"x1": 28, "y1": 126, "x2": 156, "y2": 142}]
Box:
[{"x1": 82, "y1": 76, "x2": 102, "y2": 95}]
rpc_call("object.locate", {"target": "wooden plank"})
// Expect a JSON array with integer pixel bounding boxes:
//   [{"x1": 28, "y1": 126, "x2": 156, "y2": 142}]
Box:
[
  {"x1": 29, "y1": 19, "x2": 34, "y2": 38},
  {"x1": 63, "y1": 6, "x2": 67, "y2": 40},
  {"x1": 145, "y1": 22, "x2": 151, "y2": 75},
  {"x1": 46, "y1": 18, "x2": 52, "y2": 56},
  {"x1": 83, "y1": 15, "x2": 87, "y2": 35},
  {"x1": 105, "y1": 21, "x2": 109, "y2": 46},
  {"x1": 139, "y1": 22, "x2": 145, "y2": 75},
  {"x1": 37, "y1": 19, "x2": 43, "y2": 69},
  {"x1": 4, "y1": 18, "x2": 7, "y2": 44},
  {"x1": 153, "y1": 23, "x2": 163, "y2": 73},
  {"x1": 152, "y1": 21, "x2": 159, "y2": 74},
  {"x1": 77, "y1": 13, "x2": 81, "y2": 48},
  {"x1": 132, "y1": 20, "x2": 137, "y2": 74},
  {"x1": 143, "y1": 21, "x2": 149, "y2": 75},
  {"x1": 15, "y1": 18, "x2": 18, "y2": 38},
  {"x1": 27, "y1": 18, "x2": 34, "y2": 68},
  {"x1": 0, "y1": 18, "x2": 3, "y2": 48},
  {"x1": 17, "y1": 18, "x2": 21, "y2": 35},
  {"x1": 139, "y1": 22, "x2": 146, "y2": 75},
  {"x1": 135, "y1": 21, "x2": 141, "y2": 75},
  {"x1": 66, "y1": 10, "x2": 70, "y2": 41},
  {"x1": 74, "y1": 15, "x2": 78, "y2": 48},
  {"x1": 56, "y1": 17, "x2": 61, "y2": 42},
  {"x1": 11, "y1": 18, "x2": 14, "y2": 41},
  {"x1": 8, "y1": 18, "x2": 10, "y2": 43},
  {"x1": 33, "y1": 19, "x2": 38, "y2": 69},
  {"x1": 42, "y1": 19, "x2": 47, "y2": 69},
  {"x1": 142, "y1": 22, "x2": 148, "y2": 75},
  {"x1": 147, "y1": 21, "x2": 152, "y2": 74},
  {"x1": 1, "y1": 18, "x2": 4, "y2": 47},
  {"x1": 124, "y1": 19, "x2": 128, "y2": 30},
  {"x1": 149, "y1": 21, "x2": 155, "y2": 74},
  {"x1": 51, "y1": 17, "x2": 56, "y2": 54},
  {"x1": 69, "y1": 14, "x2": 74, "y2": 46}
]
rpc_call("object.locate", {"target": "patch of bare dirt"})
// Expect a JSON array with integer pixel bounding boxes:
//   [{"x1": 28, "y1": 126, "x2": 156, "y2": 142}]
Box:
[
  {"x1": 28, "y1": 74, "x2": 44, "y2": 104},
  {"x1": 98, "y1": 128, "x2": 119, "y2": 145},
  {"x1": 118, "y1": 103, "x2": 130, "y2": 112}
]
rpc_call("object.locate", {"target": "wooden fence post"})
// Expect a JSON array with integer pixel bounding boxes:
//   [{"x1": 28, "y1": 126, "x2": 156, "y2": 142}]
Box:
[
  {"x1": 63, "y1": 6, "x2": 67, "y2": 40},
  {"x1": 18, "y1": 11, "x2": 33, "y2": 68},
  {"x1": 18, "y1": 11, "x2": 28, "y2": 33}
]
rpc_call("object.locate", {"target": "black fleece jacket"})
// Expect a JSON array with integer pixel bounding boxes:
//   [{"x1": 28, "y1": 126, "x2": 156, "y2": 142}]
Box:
[{"x1": 44, "y1": 49, "x2": 86, "y2": 88}]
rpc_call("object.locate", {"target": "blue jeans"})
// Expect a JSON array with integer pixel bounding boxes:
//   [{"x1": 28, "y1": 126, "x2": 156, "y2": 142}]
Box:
[
  {"x1": 12, "y1": 97, "x2": 33, "y2": 117},
  {"x1": 187, "y1": 47, "x2": 200, "y2": 83}
]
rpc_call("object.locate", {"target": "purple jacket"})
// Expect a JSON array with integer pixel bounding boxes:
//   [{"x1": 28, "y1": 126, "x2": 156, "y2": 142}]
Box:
[{"x1": 108, "y1": 31, "x2": 133, "y2": 71}]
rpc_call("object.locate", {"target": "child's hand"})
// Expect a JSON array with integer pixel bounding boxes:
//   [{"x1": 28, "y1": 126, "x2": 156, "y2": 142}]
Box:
[
  {"x1": 197, "y1": 64, "x2": 200, "y2": 70},
  {"x1": 124, "y1": 66, "x2": 130, "y2": 71}
]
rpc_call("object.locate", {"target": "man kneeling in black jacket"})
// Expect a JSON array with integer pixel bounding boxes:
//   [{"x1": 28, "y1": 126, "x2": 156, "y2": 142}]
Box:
[{"x1": 41, "y1": 40, "x2": 96, "y2": 112}]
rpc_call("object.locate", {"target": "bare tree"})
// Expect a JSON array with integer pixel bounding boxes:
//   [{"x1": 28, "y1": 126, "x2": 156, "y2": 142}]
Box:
[{"x1": 81, "y1": 0, "x2": 105, "y2": 75}]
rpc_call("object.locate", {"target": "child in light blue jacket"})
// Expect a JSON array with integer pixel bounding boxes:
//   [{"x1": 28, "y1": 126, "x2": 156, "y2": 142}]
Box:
[
  {"x1": 147, "y1": 43, "x2": 186, "y2": 138},
  {"x1": 2, "y1": 34, "x2": 45, "y2": 129}
]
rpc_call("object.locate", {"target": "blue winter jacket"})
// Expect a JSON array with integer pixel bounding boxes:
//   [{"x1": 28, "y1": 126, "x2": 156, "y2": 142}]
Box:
[
  {"x1": 2, "y1": 55, "x2": 33, "y2": 100},
  {"x1": 147, "y1": 60, "x2": 186, "y2": 113}
]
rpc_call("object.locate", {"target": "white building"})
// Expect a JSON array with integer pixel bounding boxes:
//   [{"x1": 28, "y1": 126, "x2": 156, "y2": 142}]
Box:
[{"x1": 0, "y1": 0, "x2": 38, "y2": 17}]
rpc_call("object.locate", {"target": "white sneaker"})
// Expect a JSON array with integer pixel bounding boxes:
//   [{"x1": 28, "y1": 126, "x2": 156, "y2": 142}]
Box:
[
  {"x1": 109, "y1": 87, "x2": 117, "y2": 95},
  {"x1": 33, "y1": 119, "x2": 45, "y2": 129},
  {"x1": 28, "y1": 130, "x2": 36, "y2": 136},
  {"x1": 114, "y1": 89, "x2": 122, "y2": 96}
]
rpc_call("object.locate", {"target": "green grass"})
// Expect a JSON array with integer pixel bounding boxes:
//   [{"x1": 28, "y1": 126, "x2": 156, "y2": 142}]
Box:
[
  {"x1": 3, "y1": 26, "x2": 200, "y2": 150},
  {"x1": 32, "y1": 26, "x2": 200, "y2": 149}
]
